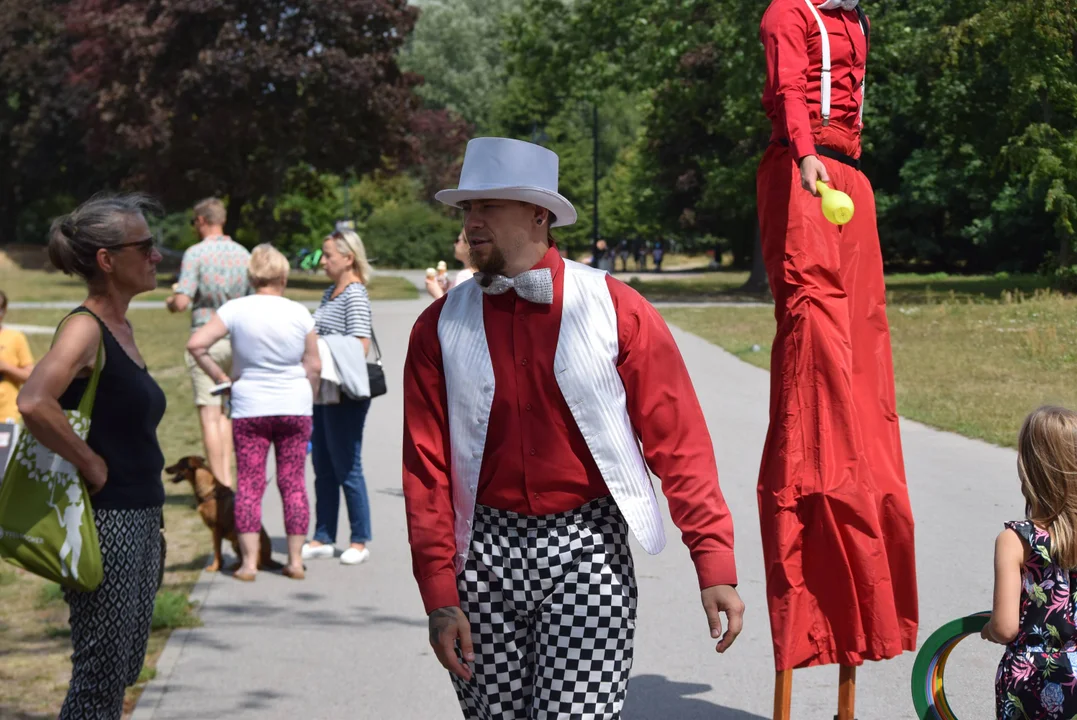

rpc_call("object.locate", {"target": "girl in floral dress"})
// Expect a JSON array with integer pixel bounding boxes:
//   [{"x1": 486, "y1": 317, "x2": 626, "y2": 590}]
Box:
[{"x1": 985, "y1": 406, "x2": 1077, "y2": 719}]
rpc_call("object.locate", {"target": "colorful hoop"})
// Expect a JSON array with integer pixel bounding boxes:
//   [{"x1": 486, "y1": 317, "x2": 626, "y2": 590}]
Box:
[{"x1": 910, "y1": 612, "x2": 991, "y2": 719}]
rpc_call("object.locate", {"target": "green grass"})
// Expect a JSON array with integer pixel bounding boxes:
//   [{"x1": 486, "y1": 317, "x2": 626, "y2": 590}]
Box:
[
  {"x1": 363, "y1": 275, "x2": 419, "y2": 300},
  {"x1": 661, "y1": 289, "x2": 1077, "y2": 449},
  {"x1": 625, "y1": 271, "x2": 759, "y2": 302},
  {"x1": 0, "y1": 268, "x2": 418, "y2": 303},
  {"x1": 151, "y1": 591, "x2": 201, "y2": 631},
  {"x1": 626, "y1": 270, "x2": 1053, "y2": 305},
  {"x1": 35, "y1": 584, "x2": 64, "y2": 608}
]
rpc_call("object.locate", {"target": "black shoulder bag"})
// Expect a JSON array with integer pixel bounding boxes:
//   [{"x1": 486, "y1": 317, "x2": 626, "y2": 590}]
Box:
[{"x1": 367, "y1": 330, "x2": 387, "y2": 399}]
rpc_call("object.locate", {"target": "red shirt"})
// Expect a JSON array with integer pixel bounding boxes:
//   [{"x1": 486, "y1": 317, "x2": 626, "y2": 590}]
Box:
[
  {"x1": 402, "y1": 247, "x2": 737, "y2": 613},
  {"x1": 760, "y1": 0, "x2": 869, "y2": 160}
]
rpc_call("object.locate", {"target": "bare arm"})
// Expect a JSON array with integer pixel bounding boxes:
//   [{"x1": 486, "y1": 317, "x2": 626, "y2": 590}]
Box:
[
  {"x1": 302, "y1": 330, "x2": 321, "y2": 396},
  {"x1": 16, "y1": 315, "x2": 108, "y2": 493},
  {"x1": 983, "y1": 529, "x2": 1025, "y2": 644},
  {"x1": 186, "y1": 315, "x2": 231, "y2": 385},
  {"x1": 425, "y1": 277, "x2": 445, "y2": 300},
  {"x1": 0, "y1": 332, "x2": 35, "y2": 384},
  {"x1": 0, "y1": 361, "x2": 34, "y2": 384},
  {"x1": 167, "y1": 250, "x2": 197, "y2": 313},
  {"x1": 166, "y1": 294, "x2": 191, "y2": 313}
]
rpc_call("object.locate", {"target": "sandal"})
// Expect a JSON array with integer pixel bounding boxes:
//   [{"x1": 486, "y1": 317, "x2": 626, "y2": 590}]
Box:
[
  {"x1": 282, "y1": 565, "x2": 306, "y2": 580},
  {"x1": 234, "y1": 569, "x2": 257, "y2": 582}
]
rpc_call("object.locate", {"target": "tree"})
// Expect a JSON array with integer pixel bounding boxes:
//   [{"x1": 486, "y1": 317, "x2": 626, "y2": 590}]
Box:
[
  {"x1": 398, "y1": 0, "x2": 513, "y2": 133},
  {"x1": 0, "y1": 0, "x2": 98, "y2": 244},
  {"x1": 66, "y1": 0, "x2": 423, "y2": 241}
]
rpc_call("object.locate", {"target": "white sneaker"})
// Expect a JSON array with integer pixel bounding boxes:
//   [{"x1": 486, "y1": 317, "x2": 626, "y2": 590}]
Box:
[
  {"x1": 340, "y1": 547, "x2": 370, "y2": 566},
  {"x1": 301, "y1": 543, "x2": 336, "y2": 560}
]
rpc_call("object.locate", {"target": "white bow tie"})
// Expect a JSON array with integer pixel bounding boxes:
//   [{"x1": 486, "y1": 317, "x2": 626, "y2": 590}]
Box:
[
  {"x1": 817, "y1": 0, "x2": 859, "y2": 9},
  {"x1": 475, "y1": 268, "x2": 554, "y2": 305}
]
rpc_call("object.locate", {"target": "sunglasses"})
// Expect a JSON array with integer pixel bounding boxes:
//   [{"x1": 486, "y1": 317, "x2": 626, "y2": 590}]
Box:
[{"x1": 110, "y1": 237, "x2": 158, "y2": 257}]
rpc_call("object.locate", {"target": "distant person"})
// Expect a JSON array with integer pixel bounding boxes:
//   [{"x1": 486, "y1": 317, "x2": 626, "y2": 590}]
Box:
[
  {"x1": 426, "y1": 230, "x2": 477, "y2": 300},
  {"x1": 166, "y1": 198, "x2": 250, "y2": 488},
  {"x1": 653, "y1": 240, "x2": 665, "y2": 272},
  {"x1": 985, "y1": 406, "x2": 1077, "y2": 716},
  {"x1": 635, "y1": 240, "x2": 649, "y2": 271},
  {"x1": 592, "y1": 238, "x2": 611, "y2": 271},
  {"x1": 0, "y1": 290, "x2": 35, "y2": 423},
  {"x1": 617, "y1": 239, "x2": 630, "y2": 272},
  {"x1": 186, "y1": 244, "x2": 320, "y2": 581},
  {"x1": 303, "y1": 229, "x2": 375, "y2": 566},
  {"x1": 19, "y1": 193, "x2": 167, "y2": 720}
]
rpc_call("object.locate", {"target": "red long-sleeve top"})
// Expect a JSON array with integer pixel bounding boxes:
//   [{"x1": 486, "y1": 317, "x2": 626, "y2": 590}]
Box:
[
  {"x1": 761, "y1": 0, "x2": 869, "y2": 160},
  {"x1": 402, "y1": 247, "x2": 737, "y2": 613}
]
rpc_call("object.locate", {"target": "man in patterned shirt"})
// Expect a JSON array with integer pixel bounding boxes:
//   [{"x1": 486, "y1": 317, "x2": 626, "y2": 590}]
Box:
[{"x1": 166, "y1": 197, "x2": 250, "y2": 489}]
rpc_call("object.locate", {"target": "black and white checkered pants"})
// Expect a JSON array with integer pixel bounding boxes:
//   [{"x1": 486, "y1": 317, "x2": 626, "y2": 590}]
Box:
[
  {"x1": 451, "y1": 495, "x2": 637, "y2": 720},
  {"x1": 61, "y1": 506, "x2": 162, "y2": 720}
]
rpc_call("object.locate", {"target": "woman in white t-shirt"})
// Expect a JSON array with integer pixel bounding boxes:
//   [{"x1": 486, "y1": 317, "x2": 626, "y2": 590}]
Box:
[
  {"x1": 424, "y1": 229, "x2": 477, "y2": 299},
  {"x1": 187, "y1": 244, "x2": 321, "y2": 581}
]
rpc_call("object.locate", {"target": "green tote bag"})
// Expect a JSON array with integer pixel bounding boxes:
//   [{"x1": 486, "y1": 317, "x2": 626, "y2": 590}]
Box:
[{"x1": 0, "y1": 312, "x2": 104, "y2": 592}]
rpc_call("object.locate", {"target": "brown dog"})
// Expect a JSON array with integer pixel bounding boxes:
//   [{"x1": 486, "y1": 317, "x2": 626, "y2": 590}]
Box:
[{"x1": 166, "y1": 456, "x2": 282, "y2": 572}]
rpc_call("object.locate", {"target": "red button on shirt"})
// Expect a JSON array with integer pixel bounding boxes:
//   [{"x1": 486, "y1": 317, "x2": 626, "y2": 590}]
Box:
[{"x1": 402, "y1": 247, "x2": 738, "y2": 613}]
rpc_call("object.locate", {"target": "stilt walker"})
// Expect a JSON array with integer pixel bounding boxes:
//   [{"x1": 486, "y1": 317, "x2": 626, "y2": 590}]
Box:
[{"x1": 756, "y1": 2, "x2": 919, "y2": 717}]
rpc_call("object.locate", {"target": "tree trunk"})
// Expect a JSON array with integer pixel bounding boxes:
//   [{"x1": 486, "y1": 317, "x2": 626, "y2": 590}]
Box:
[
  {"x1": 740, "y1": 221, "x2": 771, "y2": 294},
  {"x1": 225, "y1": 194, "x2": 248, "y2": 242},
  {"x1": 0, "y1": 179, "x2": 19, "y2": 246}
]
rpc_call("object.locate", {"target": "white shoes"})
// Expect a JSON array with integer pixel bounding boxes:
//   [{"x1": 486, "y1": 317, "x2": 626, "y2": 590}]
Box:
[
  {"x1": 340, "y1": 547, "x2": 371, "y2": 566},
  {"x1": 301, "y1": 542, "x2": 336, "y2": 560}
]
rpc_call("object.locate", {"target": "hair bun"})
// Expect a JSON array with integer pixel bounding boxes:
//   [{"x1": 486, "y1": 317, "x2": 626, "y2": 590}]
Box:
[{"x1": 60, "y1": 219, "x2": 77, "y2": 239}]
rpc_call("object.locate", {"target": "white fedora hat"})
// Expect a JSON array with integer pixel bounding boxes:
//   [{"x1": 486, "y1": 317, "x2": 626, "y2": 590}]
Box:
[{"x1": 435, "y1": 137, "x2": 577, "y2": 228}]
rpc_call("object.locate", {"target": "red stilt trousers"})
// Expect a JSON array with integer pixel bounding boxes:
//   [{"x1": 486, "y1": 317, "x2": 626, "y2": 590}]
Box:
[{"x1": 756, "y1": 143, "x2": 918, "y2": 671}]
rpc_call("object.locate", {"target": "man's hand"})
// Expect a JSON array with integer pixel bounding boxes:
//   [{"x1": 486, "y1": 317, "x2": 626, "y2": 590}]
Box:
[
  {"x1": 166, "y1": 293, "x2": 190, "y2": 313},
  {"x1": 799, "y1": 155, "x2": 830, "y2": 196},
  {"x1": 701, "y1": 585, "x2": 745, "y2": 653},
  {"x1": 428, "y1": 606, "x2": 474, "y2": 681}
]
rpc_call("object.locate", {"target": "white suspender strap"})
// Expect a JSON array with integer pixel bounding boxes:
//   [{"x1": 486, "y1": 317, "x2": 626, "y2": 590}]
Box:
[
  {"x1": 857, "y1": 14, "x2": 867, "y2": 126},
  {"x1": 803, "y1": 0, "x2": 832, "y2": 127}
]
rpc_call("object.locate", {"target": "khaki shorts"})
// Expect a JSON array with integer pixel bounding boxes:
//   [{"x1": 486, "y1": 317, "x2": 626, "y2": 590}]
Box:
[{"x1": 184, "y1": 337, "x2": 233, "y2": 407}]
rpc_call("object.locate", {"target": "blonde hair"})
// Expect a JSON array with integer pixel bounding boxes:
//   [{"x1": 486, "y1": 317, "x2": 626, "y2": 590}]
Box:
[
  {"x1": 248, "y1": 244, "x2": 289, "y2": 289},
  {"x1": 328, "y1": 229, "x2": 372, "y2": 285},
  {"x1": 192, "y1": 197, "x2": 227, "y2": 226},
  {"x1": 1018, "y1": 406, "x2": 1077, "y2": 568}
]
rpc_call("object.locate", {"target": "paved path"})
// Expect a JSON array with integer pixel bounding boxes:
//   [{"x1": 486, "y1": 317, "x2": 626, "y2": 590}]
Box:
[{"x1": 132, "y1": 295, "x2": 1017, "y2": 720}]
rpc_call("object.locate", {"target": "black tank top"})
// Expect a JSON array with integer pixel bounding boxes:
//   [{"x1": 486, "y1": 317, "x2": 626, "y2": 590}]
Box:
[{"x1": 58, "y1": 308, "x2": 166, "y2": 510}]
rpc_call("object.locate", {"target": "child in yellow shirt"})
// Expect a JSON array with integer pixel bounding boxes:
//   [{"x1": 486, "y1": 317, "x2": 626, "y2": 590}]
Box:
[{"x1": 0, "y1": 290, "x2": 35, "y2": 422}]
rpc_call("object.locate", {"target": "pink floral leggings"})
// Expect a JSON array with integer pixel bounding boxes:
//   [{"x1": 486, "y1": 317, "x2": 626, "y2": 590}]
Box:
[{"x1": 233, "y1": 415, "x2": 313, "y2": 536}]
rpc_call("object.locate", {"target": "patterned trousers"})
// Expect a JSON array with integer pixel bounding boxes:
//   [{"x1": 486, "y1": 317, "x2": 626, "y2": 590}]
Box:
[
  {"x1": 233, "y1": 415, "x2": 313, "y2": 535},
  {"x1": 61, "y1": 506, "x2": 162, "y2": 720},
  {"x1": 452, "y1": 496, "x2": 637, "y2": 720}
]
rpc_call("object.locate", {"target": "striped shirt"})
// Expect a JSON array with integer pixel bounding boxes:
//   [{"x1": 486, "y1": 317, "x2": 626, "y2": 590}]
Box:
[{"x1": 313, "y1": 283, "x2": 373, "y2": 338}]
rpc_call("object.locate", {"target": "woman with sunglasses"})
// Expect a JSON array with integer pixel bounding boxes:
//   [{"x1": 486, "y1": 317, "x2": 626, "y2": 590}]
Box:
[{"x1": 18, "y1": 193, "x2": 167, "y2": 720}]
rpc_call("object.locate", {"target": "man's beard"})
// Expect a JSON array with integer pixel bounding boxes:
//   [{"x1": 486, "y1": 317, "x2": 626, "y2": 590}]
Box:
[{"x1": 470, "y1": 244, "x2": 507, "y2": 276}]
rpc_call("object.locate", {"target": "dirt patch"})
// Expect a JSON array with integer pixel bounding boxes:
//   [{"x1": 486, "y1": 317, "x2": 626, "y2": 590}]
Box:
[{"x1": 0, "y1": 245, "x2": 52, "y2": 272}]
